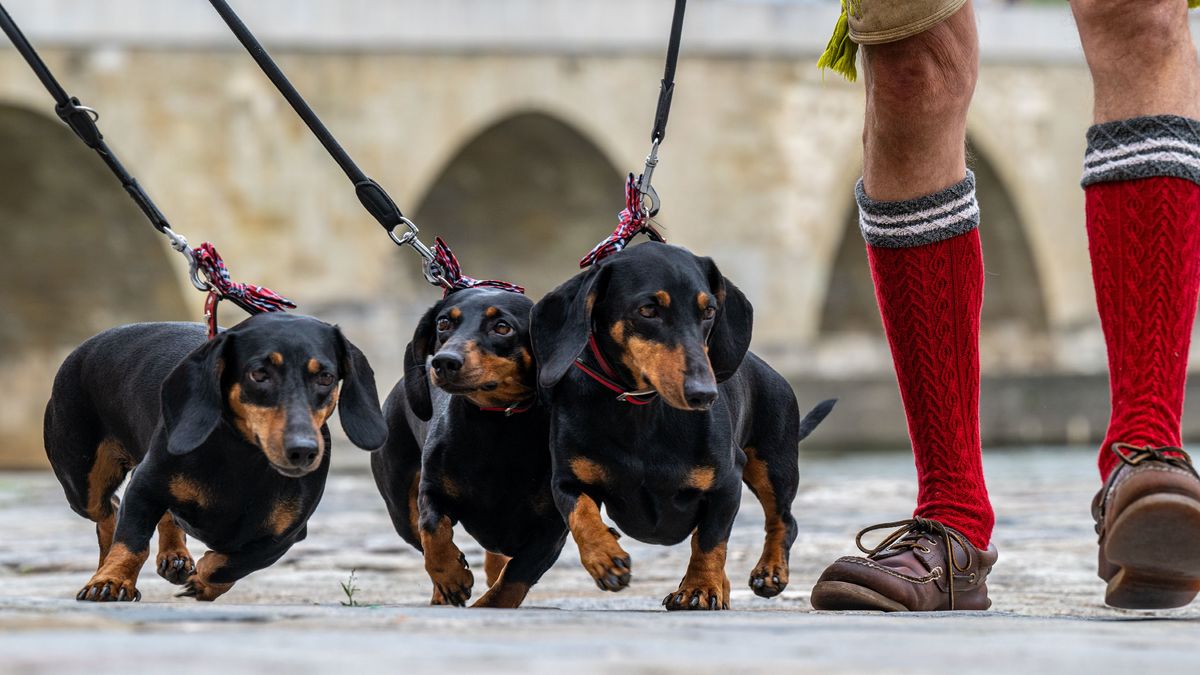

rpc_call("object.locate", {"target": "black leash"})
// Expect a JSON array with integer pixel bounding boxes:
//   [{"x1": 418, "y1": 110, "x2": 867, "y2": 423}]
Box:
[
  {"x1": 0, "y1": 1, "x2": 211, "y2": 290},
  {"x1": 578, "y1": 0, "x2": 686, "y2": 268},
  {"x1": 651, "y1": 0, "x2": 686, "y2": 146},
  {"x1": 206, "y1": 0, "x2": 447, "y2": 288},
  {"x1": 0, "y1": 2, "x2": 296, "y2": 330},
  {"x1": 636, "y1": 0, "x2": 687, "y2": 217}
]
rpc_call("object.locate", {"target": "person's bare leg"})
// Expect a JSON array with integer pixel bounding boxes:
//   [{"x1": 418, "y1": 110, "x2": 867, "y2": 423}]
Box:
[
  {"x1": 862, "y1": 2, "x2": 978, "y2": 200},
  {"x1": 1074, "y1": 0, "x2": 1200, "y2": 609},
  {"x1": 811, "y1": 1, "x2": 997, "y2": 612},
  {"x1": 1073, "y1": 0, "x2": 1200, "y2": 123}
]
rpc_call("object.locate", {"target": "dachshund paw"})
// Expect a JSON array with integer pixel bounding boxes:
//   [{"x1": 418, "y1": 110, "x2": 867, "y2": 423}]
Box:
[
  {"x1": 429, "y1": 568, "x2": 474, "y2": 607},
  {"x1": 175, "y1": 575, "x2": 233, "y2": 602},
  {"x1": 662, "y1": 583, "x2": 730, "y2": 611},
  {"x1": 749, "y1": 562, "x2": 789, "y2": 598},
  {"x1": 77, "y1": 574, "x2": 140, "y2": 602},
  {"x1": 428, "y1": 552, "x2": 473, "y2": 607},
  {"x1": 580, "y1": 533, "x2": 631, "y2": 592},
  {"x1": 156, "y1": 551, "x2": 196, "y2": 586}
]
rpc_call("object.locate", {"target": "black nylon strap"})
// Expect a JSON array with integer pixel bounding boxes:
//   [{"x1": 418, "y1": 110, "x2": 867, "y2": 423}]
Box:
[
  {"x1": 207, "y1": 0, "x2": 404, "y2": 232},
  {"x1": 650, "y1": 0, "x2": 687, "y2": 144},
  {"x1": 0, "y1": 2, "x2": 173, "y2": 234}
]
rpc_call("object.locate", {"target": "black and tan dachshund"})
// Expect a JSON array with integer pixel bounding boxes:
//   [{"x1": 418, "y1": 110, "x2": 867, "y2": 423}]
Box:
[
  {"x1": 531, "y1": 241, "x2": 835, "y2": 610},
  {"x1": 44, "y1": 313, "x2": 387, "y2": 602},
  {"x1": 371, "y1": 288, "x2": 566, "y2": 608}
]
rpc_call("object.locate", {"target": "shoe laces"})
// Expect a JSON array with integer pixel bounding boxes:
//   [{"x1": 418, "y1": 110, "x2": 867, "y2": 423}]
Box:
[
  {"x1": 855, "y1": 516, "x2": 975, "y2": 610},
  {"x1": 1110, "y1": 443, "x2": 1197, "y2": 476},
  {"x1": 1095, "y1": 443, "x2": 1200, "y2": 537}
]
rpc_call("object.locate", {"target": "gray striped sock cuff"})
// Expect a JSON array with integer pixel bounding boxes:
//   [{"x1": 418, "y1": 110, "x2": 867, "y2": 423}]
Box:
[
  {"x1": 1082, "y1": 115, "x2": 1200, "y2": 188},
  {"x1": 856, "y1": 171, "x2": 979, "y2": 249}
]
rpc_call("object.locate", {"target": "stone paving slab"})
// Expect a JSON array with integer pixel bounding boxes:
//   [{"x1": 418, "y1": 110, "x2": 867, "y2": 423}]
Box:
[{"x1": 2, "y1": 446, "x2": 1198, "y2": 674}]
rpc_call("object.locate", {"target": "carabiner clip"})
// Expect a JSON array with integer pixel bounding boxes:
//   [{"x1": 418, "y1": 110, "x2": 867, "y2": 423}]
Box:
[
  {"x1": 388, "y1": 217, "x2": 448, "y2": 288},
  {"x1": 386, "y1": 216, "x2": 421, "y2": 248},
  {"x1": 637, "y1": 139, "x2": 662, "y2": 217},
  {"x1": 159, "y1": 226, "x2": 211, "y2": 293},
  {"x1": 184, "y1": 247, "x2": 214, "y2": 293}
]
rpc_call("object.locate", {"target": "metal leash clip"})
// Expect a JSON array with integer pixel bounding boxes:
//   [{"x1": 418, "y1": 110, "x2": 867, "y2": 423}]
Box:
[
  {"x1": 387, "y1": 216, "x2": 447, "y2": 287},
  {"x1": 159, "y1": 225, "x2": 214, "y2": 293},
  {"x1": 636, "y1": 139, "x2": 662, "y2": 218}
]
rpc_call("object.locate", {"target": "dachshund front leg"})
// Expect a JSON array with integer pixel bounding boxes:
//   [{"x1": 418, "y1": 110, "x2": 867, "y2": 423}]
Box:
[
  {"x1": 77, "y1": 473, "x2": 163, "y2": 602},
  {"x1": 177, "y1": 532, "x2": 297, "y2": 602},
  {"x1": 418, "y1": 484, "x2": 473, "y2": 606}
]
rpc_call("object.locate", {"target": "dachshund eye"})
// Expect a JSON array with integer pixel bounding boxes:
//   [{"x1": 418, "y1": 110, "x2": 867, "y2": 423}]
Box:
[
  {"x1": 249, "y1": 368, "x2": 270, "y2": 383},
  {"x1": 703, "y1": 306, "x2": 717, "y2": 320},
  {"x1": 493, "y1": 321, "x2": 513, "y2": 336},
  {"x1": 638, "y1": 305, "x2": 659, "y2": 319},
  {"x1": 315, "y1": 372, "x2": 336, "y2": 387},
  {"x1": 436, "y1": 318, "x2": 452, "y2": 332}
]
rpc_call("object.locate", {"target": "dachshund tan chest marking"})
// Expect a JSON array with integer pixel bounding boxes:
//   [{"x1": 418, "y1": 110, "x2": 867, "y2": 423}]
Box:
[{"x1": 169, "y1": 475, "x2": 212, "y2": 509}]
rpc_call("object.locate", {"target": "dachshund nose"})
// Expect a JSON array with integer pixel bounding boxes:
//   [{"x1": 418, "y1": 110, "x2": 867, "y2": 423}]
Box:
[
  {"x1": 431, "y1": 352, "x2": 464, "y2": 381},
  {"x1": 684, "y1": 382, "x2": 718, "y2": 410},
  {"x1": 285, "y1": 437, "x2": 320, "y2": 468}
]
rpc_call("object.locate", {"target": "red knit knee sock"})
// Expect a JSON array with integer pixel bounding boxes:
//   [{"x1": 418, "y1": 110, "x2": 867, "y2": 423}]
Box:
[
  {"x1": 1084, "y1": 116, "x2": 1200, "y2": 480},
  {"x1": 858, "y1": 173, "x2": 994, "y2": 549}
]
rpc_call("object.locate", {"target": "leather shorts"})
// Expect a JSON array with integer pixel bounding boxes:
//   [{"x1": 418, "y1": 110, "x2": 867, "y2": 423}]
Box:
[{"x1": 848, "y1": 0, "x2": 968, "y2": 45}]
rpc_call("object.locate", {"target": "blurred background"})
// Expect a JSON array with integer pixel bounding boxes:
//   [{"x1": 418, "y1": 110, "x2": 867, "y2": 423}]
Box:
[{"x1": 1, "y1": 0, "x2": 1197, "y2": 468}]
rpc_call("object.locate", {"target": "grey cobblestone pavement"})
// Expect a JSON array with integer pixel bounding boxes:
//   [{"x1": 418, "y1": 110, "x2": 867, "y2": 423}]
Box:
[{"x1": 1, "y1": 446, "x2": 1198, "y2": 674}]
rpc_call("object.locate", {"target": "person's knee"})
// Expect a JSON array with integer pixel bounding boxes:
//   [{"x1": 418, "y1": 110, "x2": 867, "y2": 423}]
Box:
[
  {"x1": 1073, "y1": 0, "x2": 1187, "y2": 55},
  {"x1": 864, "y1": 20, "x2": 978, "y2": 120}
]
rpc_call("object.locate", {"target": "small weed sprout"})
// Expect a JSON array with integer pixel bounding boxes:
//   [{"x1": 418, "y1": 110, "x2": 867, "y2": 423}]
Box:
[{"x1": 340, "y1": 568, "x2": 360, "y2": 607}]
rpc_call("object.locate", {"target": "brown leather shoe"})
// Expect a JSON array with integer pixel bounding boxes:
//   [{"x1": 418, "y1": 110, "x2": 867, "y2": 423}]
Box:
[
  {"x1": 1092, "y1": 443, "x2": 1200, "y2": 609},
  {"x1": 810, "y1": 517, "x2": 997, "y2": 612}
]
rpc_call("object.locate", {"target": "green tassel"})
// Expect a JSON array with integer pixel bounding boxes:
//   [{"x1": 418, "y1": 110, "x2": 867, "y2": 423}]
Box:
[{"x1": 817, "y1": 2, "x2": 859, "y2": 82}]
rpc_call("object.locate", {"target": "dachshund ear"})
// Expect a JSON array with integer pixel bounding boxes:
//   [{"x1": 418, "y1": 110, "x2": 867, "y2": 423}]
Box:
[
  {"x1": 531, "y1": 265, "x2": 610, "y2": 389},
  {"x1": 161, "y1": 332, "x2": 231, "y2": 456},
  {"x1": 703, "y1": 257, "x2": 754, "y2": 383},
  {"x1": 403, "y1": 302, "x2": 441, "y2": 422},
  {"x1": 333, "y1": 327, "x2": 388, "y2": 450}
]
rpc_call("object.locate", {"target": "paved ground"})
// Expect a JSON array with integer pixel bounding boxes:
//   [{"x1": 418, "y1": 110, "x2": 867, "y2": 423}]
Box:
[{"x1": 2, "y1": 446, "x2": 1198, "y2": 674}]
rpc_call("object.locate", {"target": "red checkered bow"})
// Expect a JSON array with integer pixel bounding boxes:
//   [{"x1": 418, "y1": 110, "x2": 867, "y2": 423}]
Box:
[
  {"x1": 193, "y1": 242, "x2": 297, "y2": 339},
  {"x1": 579, "y1": 173, "x2": 666, "y2": 268},
  {"x1": 433, "y1": 237, "x2": 526, "y2": 297}
]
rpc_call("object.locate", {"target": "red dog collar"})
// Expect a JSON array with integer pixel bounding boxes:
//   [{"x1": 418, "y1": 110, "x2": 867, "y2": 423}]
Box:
[{"x1": 572, "y1": 334, "x2": 657, "y2": 406}]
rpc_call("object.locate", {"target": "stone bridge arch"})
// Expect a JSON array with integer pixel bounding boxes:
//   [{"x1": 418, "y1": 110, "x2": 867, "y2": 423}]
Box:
[
  {"x1": 0, "y1": 103, "x2": 187, "y2": 466},
  {"x1": 409, "y1": 110, "x2": 625, "y2": 298}
]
